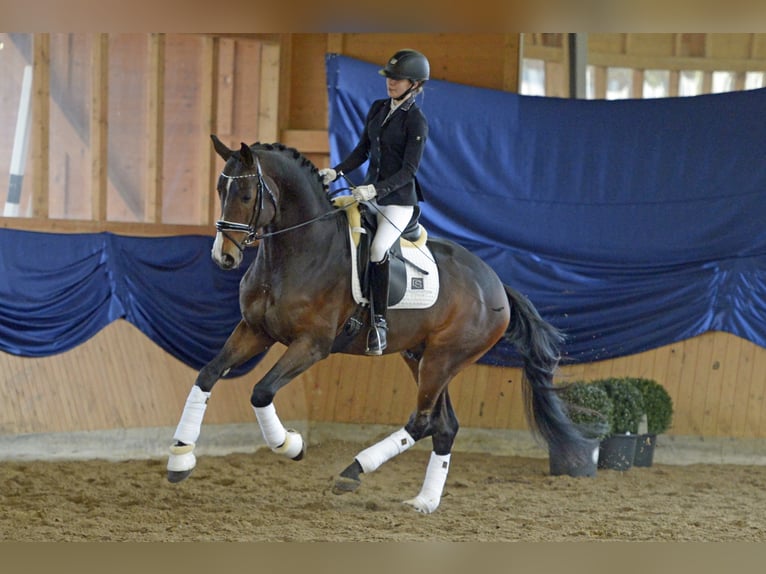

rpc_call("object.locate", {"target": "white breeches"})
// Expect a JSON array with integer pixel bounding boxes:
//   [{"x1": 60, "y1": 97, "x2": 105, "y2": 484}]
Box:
[{"x1": 368, "y1": 202, "x2": 414, "y2": 262}]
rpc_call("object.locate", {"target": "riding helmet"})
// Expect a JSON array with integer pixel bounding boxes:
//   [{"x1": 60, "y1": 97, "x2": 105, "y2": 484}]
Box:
[{"x1": 379, "y1": 49, "x2": 430, "y2": 82}]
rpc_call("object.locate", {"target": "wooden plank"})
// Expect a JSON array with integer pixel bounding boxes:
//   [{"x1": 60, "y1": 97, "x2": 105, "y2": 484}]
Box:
[
  {"x1": 668, "y1": 70, "x2": 680, "y2": 96},
  {"x1": 217, "y1": 38, "x2": 236, "y2": 137},
  {"x1": 588, "y1": 52, "x2": 766, "y2": 73},
  {"x1": 258, "y1": 41, "x2": 280, "y2": 143},
  {"x1": 730, "y1": 339, "x2": 756, "y2": 437},
  {"x1": 715, "y1": 332, "x2": 743, "y2": 435},
  {"x1": 502, "y1": 34, "x2": 520, "y2": 92},
  {"x1": 145, "y1": 33, "x2": 165, "y2": 223},
  {"x1": 327, "y1": 33, "x2": 344, "y2": 54},
  {"x1": 277, "y1": 35, "x2": 293, "y2": 138},
  {"x1": 0, "y1": 216, "x2": 210, "y2": 236},
  {"x1": 90, "y1": 33, "x2": 108, "y2": 222},
  {"x1": 591, "y1": 66, "x2": 607, "y2": 98},
  {"x1": 199, "y1": 35, "x2": 218, "y2": 226},
  {"x1": 31, "y1": 33, "x2": 50, "y2": 218},
  {"x1": 632, "y1": 69, "x2": 644, "y2": 98},
  {"x1": 280, "y1": 129, "x2": 329, "y2": 153},
  {"x1": 701, "y1": 333, "x2": 728, "y2": 436},
  {"x1": 676, "y1": 335, "x2": 703, "y2": 435}
]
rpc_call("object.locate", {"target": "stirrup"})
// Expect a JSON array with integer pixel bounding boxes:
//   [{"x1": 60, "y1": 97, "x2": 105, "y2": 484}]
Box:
[{"x1": 365, "y1": 316, "x2": 387, "y2": 356}]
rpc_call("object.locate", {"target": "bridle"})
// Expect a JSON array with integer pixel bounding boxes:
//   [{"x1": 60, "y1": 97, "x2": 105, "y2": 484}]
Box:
[
  {"x1": 215, "y1": 156, "x2": 277, "y2": 252},
  {"x1": 215, "y1": 156, "x2": 342, "y2": 253}
]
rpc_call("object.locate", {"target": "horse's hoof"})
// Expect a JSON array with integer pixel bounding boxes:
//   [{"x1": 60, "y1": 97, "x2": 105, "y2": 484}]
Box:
[
  {"x1": 332, "y1": 475, "x2": 361, "y2": 495},
  {"x1": 402, "y1": 496, "x2": 438, "y2": 514},
  {"x1": 167, "y1": 469, "x2": 193, "y2": 483},
  {"x1": 291, "y1": 444, "x2": 305, "y2": 461}
]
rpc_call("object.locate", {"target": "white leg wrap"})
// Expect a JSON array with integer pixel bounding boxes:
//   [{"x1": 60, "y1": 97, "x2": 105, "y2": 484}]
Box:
[
  {"x1": 404, "y1": 452, "x2": 451, "y2": 514},
  {"x1": 253, "y1": 403, "x2": 287, "y2": 450},
  {"x1": 355, "y1": 428, "x2": 415, "y2": 473},
  {"x1": 173, "y1": 385, "x2": 211, "y2": 445}
]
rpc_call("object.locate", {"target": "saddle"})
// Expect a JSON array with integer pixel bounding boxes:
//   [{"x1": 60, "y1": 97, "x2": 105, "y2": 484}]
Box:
[
  {"x1": 330, "y1": 197, "x2": 439, "y2": 352},
  {"x1": 332, "y1": 196, "x2": 431, "y2": 307}
]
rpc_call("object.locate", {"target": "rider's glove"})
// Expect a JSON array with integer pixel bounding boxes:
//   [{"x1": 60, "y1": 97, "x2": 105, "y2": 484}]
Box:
[
  {"x1": 318, "y1": 168, "x2": 338, "y2": 185},
  {"x1": 352, "y1": 184, "x2": 377, "y2": 202}
]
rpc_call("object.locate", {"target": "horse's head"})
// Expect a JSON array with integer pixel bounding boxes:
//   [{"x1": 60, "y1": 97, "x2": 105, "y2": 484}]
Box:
[{"x1": 210, "y1": 135, "x2": 278, "y2": 270}]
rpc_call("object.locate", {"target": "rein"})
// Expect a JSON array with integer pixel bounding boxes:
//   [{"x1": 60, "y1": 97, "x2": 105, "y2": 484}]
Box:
[{"x1": 216, "y1": 158, "x2": 345, "y2": 252}]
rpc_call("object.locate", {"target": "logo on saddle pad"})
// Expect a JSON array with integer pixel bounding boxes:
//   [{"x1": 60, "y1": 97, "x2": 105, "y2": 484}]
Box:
[{"x1": 333, "y1": 197, "x2": 439, "y2": 309}]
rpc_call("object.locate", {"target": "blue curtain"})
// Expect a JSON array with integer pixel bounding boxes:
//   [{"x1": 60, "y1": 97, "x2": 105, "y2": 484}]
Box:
[
  {"x1": 3, "y1": 56, "x2": 766, "y2": 372},
  {"x1": 0, "y1": 229, "x2": 259, "y2": 376},
  {"x1": 326, "y1": 54, "x2": 766, "y2": 365}
]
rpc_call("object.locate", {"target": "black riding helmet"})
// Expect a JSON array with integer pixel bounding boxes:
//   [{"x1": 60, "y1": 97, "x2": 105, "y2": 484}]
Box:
[{"x1": 378, "y1": 49, "x2": 430, "y2": 82}]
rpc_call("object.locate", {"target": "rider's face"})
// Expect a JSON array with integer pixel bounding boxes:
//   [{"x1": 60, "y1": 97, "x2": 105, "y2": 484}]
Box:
[{"x1": 386, "y1": 77, "x2": 413, "y2": 99}]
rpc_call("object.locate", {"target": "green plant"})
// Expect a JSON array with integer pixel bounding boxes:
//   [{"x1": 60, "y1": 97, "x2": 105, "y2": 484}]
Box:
[
  {"x1": 627, "y1": 377, "x2": 673, "y2": 435},
  {"x1": 593, "y1": 377, "x2": 645, "y2": 435},
  {"x1": 560, "y1": 381, "x2": 613, "y2": 440}
]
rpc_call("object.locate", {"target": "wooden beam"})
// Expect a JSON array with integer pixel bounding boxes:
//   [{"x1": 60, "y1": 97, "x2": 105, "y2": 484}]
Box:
[
  {"x1": 502, "y1": 34, "x2": 520, "y2": 92},
  {"x1": 90, "y1": 33, "x2": 108, "y2": 222},
  {"x1": 280, "y1": 129, "x2": 329, "y2": 154},
  {"x1": 200, "y1": 35, "x2": 219, "y2": 226},
  {"x1": 0, "y1": 216, "x2": 211, "y2": 237},
  {"x1": 258, "y1": 41, "x2": 280, "y2": 143},
  {"x1": 31, "y1": 34, "x2": 50, "y2": 219},
  {"x1": 632, "y1": 69, "x2": 644, "y2": 98},
  {"x1": 277, "y1": 34, "x2": 292, "y2": 136},
  {"x1": 588, "y1": 52, "x2": 766, "y2": 73},
  {"x1": 327, "y1": 33, "x2": 344, "y2": 54},
  {"x1": 145, "y1": 33, "x2": 165, "y2": 224}
]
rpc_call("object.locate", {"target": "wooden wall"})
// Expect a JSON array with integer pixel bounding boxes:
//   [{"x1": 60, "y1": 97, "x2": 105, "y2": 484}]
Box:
[{"x1": 2, "y1": 33, "x2": 766, "y2": 442}]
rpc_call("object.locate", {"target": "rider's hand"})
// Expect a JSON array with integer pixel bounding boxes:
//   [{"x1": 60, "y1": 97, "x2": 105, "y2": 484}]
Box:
[
  {"x1": 318, "y1": 168, "x2": 337, "y2": 185},
  {"x1": 352, "y1": 184, "x2": 377, "y2": 202}
]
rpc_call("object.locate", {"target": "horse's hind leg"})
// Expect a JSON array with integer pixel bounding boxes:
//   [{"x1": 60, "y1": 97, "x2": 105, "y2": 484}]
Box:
[
  {"x1": 333, "y1": 352, "x2": 460, "y2": 513},
  {"x1": 402, "y1": 389, "x2": 458, "y2": 514},
  {"x1": 167, "y1": 320, "x2": 272, "y2": 483}
]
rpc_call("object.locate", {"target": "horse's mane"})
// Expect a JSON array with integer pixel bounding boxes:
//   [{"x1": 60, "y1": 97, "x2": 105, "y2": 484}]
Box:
[
  {"x1": 248, "y1": 142, "x2": 337, "y2": 213},
  {"x1": 251, "y1": 142, "x2": 324, "y2": 184}
]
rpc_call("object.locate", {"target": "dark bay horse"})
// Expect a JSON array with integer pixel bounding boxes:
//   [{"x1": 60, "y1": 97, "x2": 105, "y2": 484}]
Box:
[{"x1": 167, "y1": 137, "x2": 594, "y2": 513}]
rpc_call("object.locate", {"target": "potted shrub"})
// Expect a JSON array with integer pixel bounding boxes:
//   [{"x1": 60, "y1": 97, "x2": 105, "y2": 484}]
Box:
[
  {"x1": 549, "y1": 381, "x2": 613, "y2": 477},
  {"x1": 594, "y1": 377, "x2": 645, "y2": 471},
  {"x1": 627, "y1": 377, "x2": 673, "y2": 467}
]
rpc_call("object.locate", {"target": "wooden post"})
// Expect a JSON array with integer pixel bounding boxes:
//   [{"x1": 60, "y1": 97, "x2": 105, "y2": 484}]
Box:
[
  {"x1": 145, "y1": 33, "x2": 165, "y2": 223},
  {"x1": 200, "y1": 34, "x2": 219, "y2": 227},
  {"x1": 277, "y1": 34, "x2": 292, "y2": 141},
  {"x1": 502, "y1": 33, "x2": 520, "y2": 93},
  {"x1": 90, "y1": 33, "x2": 109, "y2": 222},
  {"x1": 31, "y1": 33, "x2": 50, "y2": 218},
  {"x1": 258, "y1": 41, "x2": 280, "y2": 143}
]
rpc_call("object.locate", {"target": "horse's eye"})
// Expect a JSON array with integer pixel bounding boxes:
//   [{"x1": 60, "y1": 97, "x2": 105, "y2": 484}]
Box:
[{"x1": 242, "y1": 194, "x2": 253, "y2": 202}]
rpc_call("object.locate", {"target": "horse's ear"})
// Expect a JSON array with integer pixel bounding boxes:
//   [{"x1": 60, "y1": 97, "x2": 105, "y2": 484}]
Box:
[
  {"x1": 239, "y1": 142, "x2": 255, "y2": 168},
  {"x1": 211, "y1": 134, "x2": 232, "y2": 160}
]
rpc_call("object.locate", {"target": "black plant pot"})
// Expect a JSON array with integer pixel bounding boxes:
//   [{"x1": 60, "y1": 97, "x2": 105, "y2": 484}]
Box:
[
  {"x1": 598, "y1": 434, "x2": 638, "y2": 471},
  {"x1": 549, "y1": 442, "x2": 599, "y2": 477},
  {"x1": 633, "y1": 433, "x2": 657, "y2": 467}
]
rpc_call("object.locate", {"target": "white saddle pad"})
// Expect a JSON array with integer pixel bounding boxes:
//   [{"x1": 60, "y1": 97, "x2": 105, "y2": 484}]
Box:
[{"x1": 348, "y1": 227, "x2": 439, "y2": 309}]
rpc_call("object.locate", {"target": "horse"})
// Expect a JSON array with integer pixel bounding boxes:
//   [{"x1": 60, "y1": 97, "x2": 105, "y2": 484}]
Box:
[{"x1": 166, "y1": 136, "x2": 595, "y2": 514}]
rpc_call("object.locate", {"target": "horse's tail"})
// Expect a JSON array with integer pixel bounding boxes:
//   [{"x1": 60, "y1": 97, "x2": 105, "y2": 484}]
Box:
[{"x1": 503, "y1": 285, "x2": 596, "y2": 464}]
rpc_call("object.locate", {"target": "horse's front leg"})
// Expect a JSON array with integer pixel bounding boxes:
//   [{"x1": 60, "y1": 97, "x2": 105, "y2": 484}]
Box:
[
  {"x1": 249, "y1": 336, "x2": 330, "y2": 461},
  {"x1": 167, "y1": 320, "x2": 273, "y2": 483}
]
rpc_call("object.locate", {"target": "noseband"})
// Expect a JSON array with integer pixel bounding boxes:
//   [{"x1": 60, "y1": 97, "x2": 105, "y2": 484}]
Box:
[{"x1": 216, "y1": 157, "x2": 277, "y2": 252}]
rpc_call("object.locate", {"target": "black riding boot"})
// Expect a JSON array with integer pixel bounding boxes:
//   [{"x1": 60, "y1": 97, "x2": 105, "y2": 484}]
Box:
[{"x1": 366, "y1": 254, "x2": 390, "y2": 356}]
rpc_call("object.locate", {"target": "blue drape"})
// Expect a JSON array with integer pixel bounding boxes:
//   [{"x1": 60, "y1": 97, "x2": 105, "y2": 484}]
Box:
[
  {"x1": 325, "y1": 54, "x2": 766, "y2": 365},
  {"x1": 0, "y1": 229, "x2": 259, "y2": 376},
  {"x1": 3, "y1": 56, "x2": 765, "y2": 372}
]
